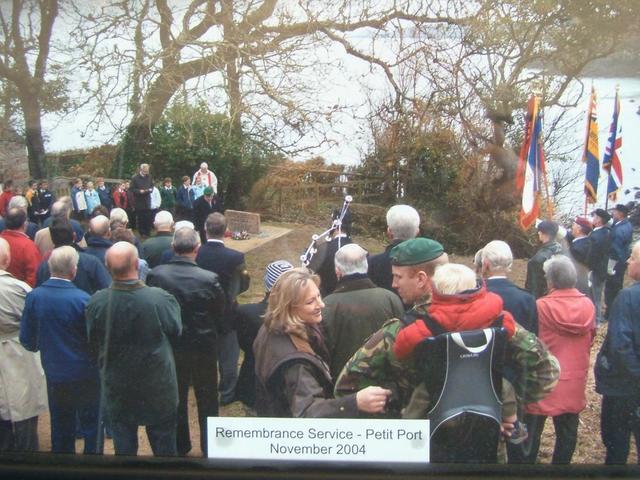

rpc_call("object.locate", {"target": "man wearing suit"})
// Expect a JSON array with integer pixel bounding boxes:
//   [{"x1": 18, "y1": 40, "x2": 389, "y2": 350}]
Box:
[
  {"x1": 196, "y1": 212, "x2": 249, "y2": 406},
  {"x1": 130, "y1": 163, "x2": 154, "y2": 237},
  {"x1": 368, "y1": 204, "x2": 420, "y2": 293},
  {"x1": 481, "y1": 240, "x2": 538, "y2": 334},
  {"x1": 605, "y1": 204, "x2": 633, "y2": 321},
  {"x1": 588, "y1": 209, "x2": 611, "y2": 326},
  {"x1": 567, "y1": 217, "x2": 592, "y2": 295}
]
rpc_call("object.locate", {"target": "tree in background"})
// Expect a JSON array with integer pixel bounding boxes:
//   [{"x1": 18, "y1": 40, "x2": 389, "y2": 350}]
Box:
[
  {"x1": 146, "y1": 102, "x2": 277, "y2": 209},
  {"x1": 0, "y1": 0, "x2": 70, "y2": 178},
  {"x1": 69, "y1": 0, "x2": 469, "y2": 191}
]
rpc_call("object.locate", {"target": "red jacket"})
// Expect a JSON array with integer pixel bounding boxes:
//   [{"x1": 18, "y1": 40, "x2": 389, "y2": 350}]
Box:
[
  {"x1": 526, "y1": 288, "x2": 595, "y2": 416},
  {"x1": 394, "y1": 285, "x2": 516, "y2": 360},
  {"x1": 0, "y1": 229, "x2": 41, "y2": 287},
  {"x1": 113, "y1": 189, "x2": 129, "y2": 210},
  {"x1": 0, "y1": 191, "x2": 13, "y2": 217}
]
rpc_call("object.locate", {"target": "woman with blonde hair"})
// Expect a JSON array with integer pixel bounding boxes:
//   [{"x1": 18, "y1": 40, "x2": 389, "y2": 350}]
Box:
[{"x1": 253, "y1": 268, "x2": 391, "y2": 417}]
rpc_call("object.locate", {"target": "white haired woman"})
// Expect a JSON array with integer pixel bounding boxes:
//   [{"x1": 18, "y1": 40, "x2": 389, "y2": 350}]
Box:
[
  {"x1": 253, "y1": 268, "x2": 391, "y2": 417},
  {"x1": 523, "y1": 255, "x2": 596, "y2": 464}
]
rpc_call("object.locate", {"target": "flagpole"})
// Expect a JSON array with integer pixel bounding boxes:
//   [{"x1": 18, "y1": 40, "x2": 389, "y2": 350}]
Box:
[
  {"x1": 603, "y1": 84, "x2": 621, "y2": 212},
  {"x1": 537, "y1": 92, "x2": 553, "y2": 219}
]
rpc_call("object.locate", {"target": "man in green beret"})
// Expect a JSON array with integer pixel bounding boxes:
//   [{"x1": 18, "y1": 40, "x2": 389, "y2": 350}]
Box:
[
  {"x1": 335, "y1": 237, "x2": 559, "y2": 442},
  {"x1": 334, "y1": 237, "x2": 448, "y2": 417}
]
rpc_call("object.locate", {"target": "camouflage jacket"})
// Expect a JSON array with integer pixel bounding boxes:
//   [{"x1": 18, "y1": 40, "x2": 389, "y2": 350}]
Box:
[
  {"x1": 333, "y1": 303, "x2": 429, "y2": 417},
  {"x1": 334, "y1": 302, "x2": 560, "y2": 417}
]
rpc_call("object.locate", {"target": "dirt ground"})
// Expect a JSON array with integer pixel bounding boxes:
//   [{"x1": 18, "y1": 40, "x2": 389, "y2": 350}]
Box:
[{"x1": 35, "y1": 221, "x2": 628, "y2": 463}]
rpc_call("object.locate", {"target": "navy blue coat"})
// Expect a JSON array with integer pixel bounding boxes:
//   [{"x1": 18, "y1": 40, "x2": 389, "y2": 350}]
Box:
[
  {"x1": 84, "y1": 236, "x2": 113, "y2": 265},
  {"x1": 609, "y1": 219, "x2": 633, "y2": 264},
  {"x1": 196, "y1": 240, "x2": 247, "y2": 332},
  {"x1": 20, "y1": 278, "x2": 98, "y2": 384},
  {"x1": 595, "y1": 282, "x2": 640, "y2": 396},
  {"x1": 368, "y1": 239, "x2": 404, "y2": 292},
  {"x1": 36, "y1": 250, "x2": 111, "y2": 295},
  {"x1": 486, "y1": 277, "x2": 538, "y2": 335}
]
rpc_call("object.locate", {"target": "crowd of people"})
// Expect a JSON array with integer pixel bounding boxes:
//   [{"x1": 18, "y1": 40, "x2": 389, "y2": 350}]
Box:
[{"x1": 0, "y1": 164, "x2": 638, "y2": 465}]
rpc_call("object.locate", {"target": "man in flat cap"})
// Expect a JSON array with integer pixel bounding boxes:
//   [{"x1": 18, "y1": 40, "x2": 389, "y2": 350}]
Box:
[
  {"x1": 567, "y1": 217, "x2": 593, "y2": 295},
  {"x1": 334, "y1": 237, "x2": 448, "y2": 417},
  {"x1": 525, "y1": 220, "x2": 564, "y2": 299},
  {"x1": 605, "y1": 204, "x2": 633, "y2": 320},
  {"x1": 588, "y1": 208, "x2": 611, "y2": 325}
]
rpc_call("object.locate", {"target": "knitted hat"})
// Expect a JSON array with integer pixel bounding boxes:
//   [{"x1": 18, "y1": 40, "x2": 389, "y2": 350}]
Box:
[
  {"x1": 204, "y1": 186, "x2": 214, "y2": 196},
  {"x1": 264, "y1": 260, "x2": 294, "y2": 292}
]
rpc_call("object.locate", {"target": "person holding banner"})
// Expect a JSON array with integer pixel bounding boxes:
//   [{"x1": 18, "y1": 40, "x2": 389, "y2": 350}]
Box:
[{"x1": 253, "y1": 268, "x2": 391, "y2": 418}]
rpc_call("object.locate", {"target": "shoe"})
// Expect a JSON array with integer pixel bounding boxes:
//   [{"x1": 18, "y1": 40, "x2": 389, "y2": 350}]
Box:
[{"x1": 508, "y1": 420, "x2": 528, "y2": 445}]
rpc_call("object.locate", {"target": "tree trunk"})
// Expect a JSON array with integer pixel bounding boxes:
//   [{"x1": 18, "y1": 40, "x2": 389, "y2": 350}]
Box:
[
  {"x1": 224, "y1": 56, "x2": 243, "y2": 210},
  {"x1": 19, "y1": 89, "x2": 46, "y2": 179},
  {"x1": 486, "y1": 113, "x2": 520, "y2": 210},
  {"x1": 221, "y1": 0, "x2": 243, "y2": 210},
  {"x1": 114, "y1": 73, "x2": 180, "y2": 178}
]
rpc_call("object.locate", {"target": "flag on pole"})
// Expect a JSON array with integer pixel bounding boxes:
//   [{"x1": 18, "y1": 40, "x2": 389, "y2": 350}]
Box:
[
  {"x1": 516, "y1": 95, "x2": 546, "y2": 230},
  {"x1": 583, "y1": 87, "x2": 600, "y2": 204},
  {"x1": 603, "y1": 87, "x2": 622, "y2": 202}
]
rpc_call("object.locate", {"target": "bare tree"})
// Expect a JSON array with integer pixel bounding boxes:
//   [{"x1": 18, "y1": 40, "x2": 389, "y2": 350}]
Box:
[
  {"x1": 69, "y1": 0, "x2": 475, "y2": 197},
  {"x1": 0, "y1": 0, "x2": 64, "y2": 178},
  {"x1": 364, "y1": 0, "x2": 640, "y2": 211}
]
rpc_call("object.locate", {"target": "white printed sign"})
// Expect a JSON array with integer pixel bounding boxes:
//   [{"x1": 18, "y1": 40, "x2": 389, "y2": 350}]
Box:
[{"x1": 207, "y1": 417, "x2": 429, "y2": 465}]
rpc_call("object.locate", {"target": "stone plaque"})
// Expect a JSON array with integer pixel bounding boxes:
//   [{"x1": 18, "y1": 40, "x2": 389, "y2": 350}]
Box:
[{"x1": 226, "y1": 209, "x2": 261, "y2": 234}]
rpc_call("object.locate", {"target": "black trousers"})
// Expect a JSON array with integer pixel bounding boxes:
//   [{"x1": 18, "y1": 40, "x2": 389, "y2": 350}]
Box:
[
  {"x1": 136, "y1": 209, "x2": 153, "y2": 237},
  {"x1": 0, "y1": 417, "x2": 38, "y2": 452},
  {"x1": 174, "y1": 346, "x2": 219, "y2": 456},
  {"x1": 601, "y1": 395, "x2": 640, "y2": 464},
  {"x1": 112, "y1": 414, "x2": 177, "y2": 456},
  {"x1": 508, "y1": 412, "x2": 579, "y2": 464}
]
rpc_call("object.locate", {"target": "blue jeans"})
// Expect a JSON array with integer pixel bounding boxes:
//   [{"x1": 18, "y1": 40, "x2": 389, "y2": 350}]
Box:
[
  {"x1": 111, "y1": 414, "x2": 177, "y2": 456},
  {"x1": 47, "y1": 377, "x2": 102, "y2": 454},
  {"x1": 217, "y1": 331, "x2": 239, "y2": 404}
]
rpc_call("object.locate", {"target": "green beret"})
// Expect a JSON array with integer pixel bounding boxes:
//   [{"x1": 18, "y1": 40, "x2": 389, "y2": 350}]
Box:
[{"x1": 390, "y1": 238, "x2": 444, "y2": 266}]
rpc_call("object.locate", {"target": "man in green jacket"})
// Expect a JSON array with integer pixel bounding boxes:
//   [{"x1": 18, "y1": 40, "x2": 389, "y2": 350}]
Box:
[
  {"x1": 86, "y1": 241, "x2": 182, "y2": 456},
  {"x1": 322, "y1": 243, "x2": 404, "y2": 380}
]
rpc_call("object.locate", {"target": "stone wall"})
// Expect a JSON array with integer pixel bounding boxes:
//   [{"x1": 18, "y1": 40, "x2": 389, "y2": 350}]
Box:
[{"x1": 0, "y1": 124, "x2": 29, "y2": 187}]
